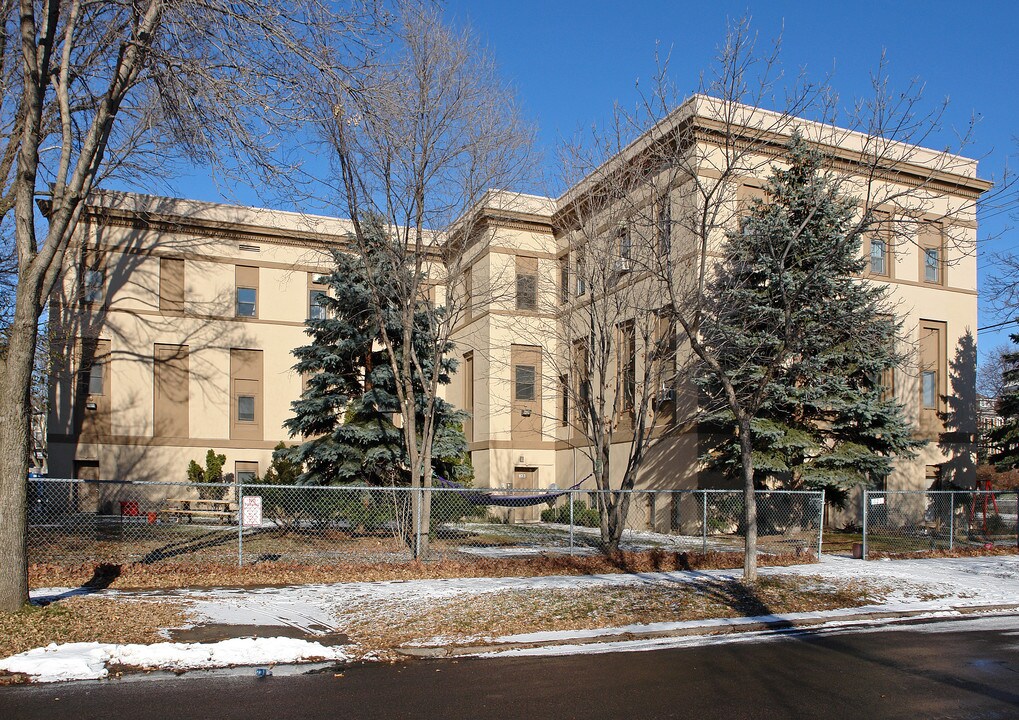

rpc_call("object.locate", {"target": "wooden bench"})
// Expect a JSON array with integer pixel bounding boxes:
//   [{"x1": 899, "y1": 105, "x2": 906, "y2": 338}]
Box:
[{"x1": 161, "y1": 498, "x2": 237, "y2": 525}]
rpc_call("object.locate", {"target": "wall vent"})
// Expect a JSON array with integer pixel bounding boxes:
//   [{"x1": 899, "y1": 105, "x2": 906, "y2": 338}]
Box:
[{"x1": 239, "y1": 244, "x2": 261, "y2": 253}]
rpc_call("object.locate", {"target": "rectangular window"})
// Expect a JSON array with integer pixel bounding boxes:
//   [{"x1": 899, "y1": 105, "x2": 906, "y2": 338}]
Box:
[
  {"x1": 618, "y1": 225, "x2": 632, "y2": 260},
  {"x1": 83, "y1": 268, "x2": 104, "y2": 304},
  {"x1": 159, "y1": 257, "x2": 185, "y2": 313},
  {"x1": 88, "y1": 358, "x2": 105, "y2": 395},
  {"x1": 516, "y1": 256, "x2": 537, "y2": 310},
  {"x1": 236, "y1": 461, "x2": 258, "y2": 485},
  {"x1": 870, "y1": 239, "x2": 887, "y2": 276},
  {"x1": 235, "y1": 265, "x2": 258, "y2": 318},
  {"x1": 921, "y1": 371, "x2": 937, "y2": 409},
  {"x1": 237, "y1": 395, "x2": 256, "y2": 422},
  {"x1": 515, "y1": 365, "x2": 536, "y2": 401},
  {"x1": 658, "y1": 195, "x2": 671, "y2": 256},
  {"x1": 920, "y1": 223, "x2": 943, "y2": 285},
  {"x1": 464, "y1": 265, "x2": 473, "y2": 320},
  {"x1": 576, "y1": 248, "x2": 586, "y2": 296},
  {"x1": 236, "y1": 287, "x2": 256, "y2": 317},
  {"x1": 924, "y1": 248, "x2": 940, "y2": 284},
  {"x1": 308, "y1": 289, "x2": 327, "y2": 320},
  {"x1": 919, "y1": 320, "x2": 946, "y2": 416},
  {"x1": 77, "y1": 339, "x2": 111, "y2": 436},
  {"x1": 559, "y1": 256, "x2": 569, "y2": 305}
]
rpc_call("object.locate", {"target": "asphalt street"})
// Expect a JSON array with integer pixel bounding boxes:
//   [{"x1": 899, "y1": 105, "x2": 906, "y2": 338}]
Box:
[{"x1": 3, "y1": 615, "x2": 1019, "y2": 720}]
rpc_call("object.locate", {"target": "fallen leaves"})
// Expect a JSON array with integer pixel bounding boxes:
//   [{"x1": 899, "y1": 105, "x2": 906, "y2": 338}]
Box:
[
  {"x1": 29, "y1": 549, "x2": 815, "y2": 591},
  {"x1": 0, "y1": 597, "x2": 190, "y2": 659}
]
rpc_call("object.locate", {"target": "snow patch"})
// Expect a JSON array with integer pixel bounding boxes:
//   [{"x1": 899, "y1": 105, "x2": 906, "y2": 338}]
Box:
[{"x1": 0, "y1": 637, "x2": 349, "y2": 683}]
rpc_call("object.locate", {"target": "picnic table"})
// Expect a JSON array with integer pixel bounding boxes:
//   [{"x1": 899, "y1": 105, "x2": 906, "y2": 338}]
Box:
[{"x1": 161, "y1": 497, "x2": 237, "y2": 524}]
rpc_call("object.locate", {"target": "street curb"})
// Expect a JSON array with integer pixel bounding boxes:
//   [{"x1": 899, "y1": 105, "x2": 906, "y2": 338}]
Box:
[{"x1": 397, "y1": 603, "x2": 1019, "y2": 658}]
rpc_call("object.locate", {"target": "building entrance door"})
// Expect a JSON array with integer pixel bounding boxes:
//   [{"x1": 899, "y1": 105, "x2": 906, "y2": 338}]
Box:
[{"x1": 512, "y1": 466, "x2": 539, "y2": 523}]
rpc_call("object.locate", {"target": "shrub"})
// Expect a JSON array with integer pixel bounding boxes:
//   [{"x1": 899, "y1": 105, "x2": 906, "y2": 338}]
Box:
[
  {"x1": 541, "y1": 501, "x2": 600, "y2": 528},
  {"x1": 186, "y1": 449, "x2": 227, "y2": 500}
]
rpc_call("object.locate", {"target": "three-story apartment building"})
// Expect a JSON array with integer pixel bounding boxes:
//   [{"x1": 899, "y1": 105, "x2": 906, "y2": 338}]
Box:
[{"x1": 49, "y1": 97, "x2": 990, "y2": 517}]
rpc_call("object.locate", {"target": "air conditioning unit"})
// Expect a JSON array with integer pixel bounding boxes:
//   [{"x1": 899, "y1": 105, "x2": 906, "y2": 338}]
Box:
[{"x1": 614, "y1": 258, "x2": 632, "y2": 273}]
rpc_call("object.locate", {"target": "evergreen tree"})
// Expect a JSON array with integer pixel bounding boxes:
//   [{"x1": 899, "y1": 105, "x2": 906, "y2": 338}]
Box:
[
  {"x1": 281, "y1": 219, "x2": 471, "y2": 486},
  {"x1": 989, "y1": 333, "x2": 1019, "y2": 472},
  {"x1": 699, "y1": 135, "x2": 923, "y2": 507}
]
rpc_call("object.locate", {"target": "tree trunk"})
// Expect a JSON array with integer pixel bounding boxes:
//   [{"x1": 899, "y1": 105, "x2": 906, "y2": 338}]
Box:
[
  {"x1": 738, "y1": 415, "x2": 758, "y2": 582},
  {"x1": 0, "y1": 292, "x2": 41, "y2": 611},
  {"x1": 606, "y1": 488, "x2": 632, "y2": 553}
]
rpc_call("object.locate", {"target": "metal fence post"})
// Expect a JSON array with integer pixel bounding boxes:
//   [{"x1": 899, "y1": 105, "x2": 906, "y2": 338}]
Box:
[
  {"x1": 818, "y1": 489, "x2": 825, "y2": 558},
  {"x1": 861, "y1": 489, "x2": 869, "y2": 561},
  {"x1": 948, "y1": 490, "x2": 955, "y2": 551},
  {"x1": 569, "y1": 489, "x2": 575, "y2": 554},
  {"x1": 415, "y1": 487, "x2": 422, "y2": 560},
  {"x1": 1010, "y1": 492, "x2": 1019, "y2": 549},
  {"x1": 237, "y1": 479, "x2": 243, "y2": 568},
  {"x1": 701, "y1": 491, "x2": 708, "y2": 554}
]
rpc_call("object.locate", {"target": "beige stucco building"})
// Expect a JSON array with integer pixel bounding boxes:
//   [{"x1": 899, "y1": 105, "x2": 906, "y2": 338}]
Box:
[{"x1": 49, "y1": 97, "x2": 991, "y2": 511}]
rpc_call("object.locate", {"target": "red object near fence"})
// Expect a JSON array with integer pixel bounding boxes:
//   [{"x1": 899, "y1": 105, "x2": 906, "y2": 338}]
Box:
[{"x1": 119, "y1": 500, "x2": 139, "y2": 517}]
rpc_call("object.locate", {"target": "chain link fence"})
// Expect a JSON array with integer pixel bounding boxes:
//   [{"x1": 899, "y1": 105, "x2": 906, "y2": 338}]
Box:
[
  {"x1": 27, "y1": 478, "x2": 824, "y2": 567},
  {"x1": 861, "y1": 489, "x2": 1019, "y2": 558}
]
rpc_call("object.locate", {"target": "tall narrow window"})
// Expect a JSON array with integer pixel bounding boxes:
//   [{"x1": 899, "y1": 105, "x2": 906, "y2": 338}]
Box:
[
  {"x1": 463, "y1": 352, "x2": 474, "y2": 442},
  {"x1": 308, "y1": 289, "x2": 327, "y2": 320},
  {"x1": 308, "y1": 272, "x2": 328, "y2": 321},
  {"x1": 924, "y1": 248, "x2": 941, "y2": 284},
  {"x1": 516, "y1": 256, "x2": 537, "y2": 310},
  {"x1": 464, "y1": 265, "x2": 473, "y2": 320},
  {"x1": 88, "y1": 357, "x2": 105, "y2": 395},
  {"x1": 866, "y1": 210, "x2": 891, "y2": 278},
  {"x1": 576, "y1": 248, "x2": 587, "y2": 297},
  {"x1": 515, "y1": 365, "x2": 536, "y2": 401},
  {"x1": 618, "y1": 320, "x2": 636, "y2": 413},
  {"x1": 560, "y1": 374, "x2": 569, "y2": 425},
  {"x1": 618, "y1": 225, "x2": 632, "y2": 261},
  {"x1": 920, "y1": 223, "x2": 944, "y2": 285},
  {"x1": 919, "y1": 320, "x2": 946, "y2": 415},
  {"x1": 83, "y1": 268, "x2": 105, "y2": 304},
  {"x1": 559, "y1": 256, "x2": 569, "y2": 305},
  {"x1": 657, "y1": 194, "x2": 671, "y2": 256},
  {"x1": 870, "y1": 239, "x2": 887, "y2": 276},
  {"x1": 921, "y1": 371, "x2": 937, "y2": 409},
  {"x1": 159, "y1": 257, "x2": 185, "y2": 313},
  {"x1": 77, "y1": 338, "x2": 111, "y2": 436},
  {"x1": 573, "y1": 338, "x2": 589, "y2": 424},
  {"x1": 236, "y1": 265, "x2": 258, "y2": 318}
]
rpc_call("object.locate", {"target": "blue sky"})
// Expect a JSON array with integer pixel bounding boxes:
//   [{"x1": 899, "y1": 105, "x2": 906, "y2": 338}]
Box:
[{"x1": 157, "y1": 0, "x2": 1019, "y2": 362}]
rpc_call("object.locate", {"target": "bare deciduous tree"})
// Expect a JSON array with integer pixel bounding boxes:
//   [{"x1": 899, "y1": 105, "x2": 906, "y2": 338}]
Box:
[
  {"x1": 551, "y1": 18, "x2": 1005, "y2": 580},
  {"x1": 318, "y1": 4, "x2": 534, "y2": 557},
  {"x1": 0, "y1": 0, "x2": 379, "y2": 611}
]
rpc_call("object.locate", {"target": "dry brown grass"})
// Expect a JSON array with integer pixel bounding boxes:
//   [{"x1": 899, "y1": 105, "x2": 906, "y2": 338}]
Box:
[
  {"x1": 341, "y1": 576, "x2": 894, "y2": 651},
  {"x1": 29, "y1": 549, "x2": 815, "y2": 591},
  {"x1": 0, "y1": 597, "x2": 189, "y2": 660},
  {"x1": 868, "y1": 545, "x2": 1019, "y2": 561}
]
